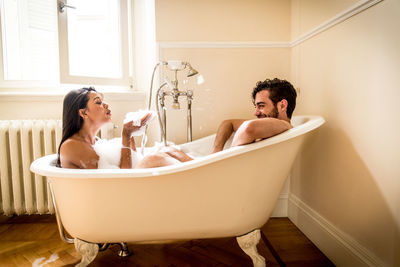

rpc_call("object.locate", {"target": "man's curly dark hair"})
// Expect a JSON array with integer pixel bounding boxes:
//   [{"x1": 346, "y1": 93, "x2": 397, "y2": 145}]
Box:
[{"x1": 251, "y1": 78, "x2": 297, "y2": 119}]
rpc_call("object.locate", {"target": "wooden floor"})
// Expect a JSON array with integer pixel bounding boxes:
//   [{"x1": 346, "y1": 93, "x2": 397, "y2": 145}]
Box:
[{"x1": 0, "y1": 215, "x2": 334, "y2": 266}]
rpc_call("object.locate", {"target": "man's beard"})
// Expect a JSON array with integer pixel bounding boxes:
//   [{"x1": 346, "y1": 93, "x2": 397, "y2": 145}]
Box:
[{"x1": 257, "y1": 105, "x2": 279, "y2": 119}]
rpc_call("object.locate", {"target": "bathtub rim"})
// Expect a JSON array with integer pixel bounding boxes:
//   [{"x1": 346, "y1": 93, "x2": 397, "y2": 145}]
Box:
[{"x1": 30, "y1": 115, "x2": 325, "y2": 178}]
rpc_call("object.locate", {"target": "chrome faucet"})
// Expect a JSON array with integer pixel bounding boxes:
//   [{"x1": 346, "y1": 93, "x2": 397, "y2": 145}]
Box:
[{"x1": 144, "y1": 61, "x2": 199, "y2": 147}]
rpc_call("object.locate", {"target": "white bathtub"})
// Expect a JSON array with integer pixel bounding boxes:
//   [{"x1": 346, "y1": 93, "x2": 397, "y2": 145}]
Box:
[{"x1": 30, "y1": 115, "x2": 325, "y2": 267}]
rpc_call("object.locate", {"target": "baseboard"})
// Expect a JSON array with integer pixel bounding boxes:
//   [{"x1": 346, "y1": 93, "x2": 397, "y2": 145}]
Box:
[
  {"x1": 288, "y1": 194, "x2": 387, "y2": 267},
  {"x1": 271, "y1": 193, "x2": 288, "y2": 217}
]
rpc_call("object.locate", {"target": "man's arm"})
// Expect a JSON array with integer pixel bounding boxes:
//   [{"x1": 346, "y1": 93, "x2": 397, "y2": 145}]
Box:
[
  {"x1": 231, "y1": 118, "x2": 292, "y2": 147},
  {"x1": 212, "y1": 119, "x2": 245, "y2": 153}
]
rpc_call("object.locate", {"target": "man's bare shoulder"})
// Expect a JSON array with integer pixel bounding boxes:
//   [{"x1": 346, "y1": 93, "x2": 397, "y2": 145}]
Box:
[{"x1": 251, "y1": 117, "x2": 292, "y2": 128}]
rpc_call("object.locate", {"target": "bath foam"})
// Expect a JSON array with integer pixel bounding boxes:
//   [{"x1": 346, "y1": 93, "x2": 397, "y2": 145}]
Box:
[
  {"x1": 93, "y1": 138, "x2": 141, "y2": 169},
  {"x1": 123, "y1": 110, "x2": 157, "y2": 137},
  {"x1": 93, "y1": 138, "x2": 202, "y2": 169}
]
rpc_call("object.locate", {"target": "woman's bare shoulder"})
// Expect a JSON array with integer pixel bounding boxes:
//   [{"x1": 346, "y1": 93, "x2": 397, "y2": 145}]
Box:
[
  {"x1": 60, "y1": 138, "x2": 93, "y2": 155},
  {"x1": 60, "y1": 137, "x2": 79, "y2": 149},
  {"x1": 60, "y1": 137, "x2": 99, "y2": 169}
]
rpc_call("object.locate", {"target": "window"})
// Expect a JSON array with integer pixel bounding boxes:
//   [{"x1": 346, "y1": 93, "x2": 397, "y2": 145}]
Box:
[
  {"x1": 0, "y1": 0, "x2": 58, "y2": 82},
  {"x1": 0, "y1": 0, "x2": 131, "y2": 88}
]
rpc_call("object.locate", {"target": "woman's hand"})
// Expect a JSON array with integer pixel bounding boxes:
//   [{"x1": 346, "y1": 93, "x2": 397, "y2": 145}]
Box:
[
  {"x1": 122, "y1": 113, "x2": 151, "y2": 147},
  {"x1": 120, "y1": 113, "x2": 151, "y2": 168}
]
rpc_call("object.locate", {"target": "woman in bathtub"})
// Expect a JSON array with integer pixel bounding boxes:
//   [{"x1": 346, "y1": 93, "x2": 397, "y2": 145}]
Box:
[{"x1": 57, "y1": 87, "x2": 193, "y2": 169}]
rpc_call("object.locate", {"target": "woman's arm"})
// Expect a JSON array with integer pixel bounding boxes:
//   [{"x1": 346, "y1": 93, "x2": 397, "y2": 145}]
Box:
[
  {"x1": 120, "y1": 138, "x2": 132, "y2": 169},
  {"x1": 120, "y1": 131, "x2": 135, "y2": 169},
  {"x1": 119, "y1": 113, "x2": 151, "y2": 169}
]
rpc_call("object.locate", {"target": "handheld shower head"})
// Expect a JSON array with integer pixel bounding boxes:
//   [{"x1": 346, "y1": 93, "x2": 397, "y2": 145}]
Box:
[{"x1": 186, "y1": 64, "x2": 198, "y2": 77}]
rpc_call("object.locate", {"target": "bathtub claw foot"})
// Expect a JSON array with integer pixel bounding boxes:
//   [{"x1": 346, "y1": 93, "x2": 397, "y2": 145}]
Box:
[
  {"x1": 237, "y1": 229, "x2": 266, "y2": 267},
  {"x1": 74, "y1": 238, "x2": 99, "y2": 267}
]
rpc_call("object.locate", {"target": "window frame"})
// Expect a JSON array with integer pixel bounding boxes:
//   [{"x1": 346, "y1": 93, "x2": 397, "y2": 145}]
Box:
[
  {"x1": 0, "y1": 0, "x2": 133, "y2": 90},
  {"x1": 57, "y1": 0, "x2": 131, "y2": 87}
]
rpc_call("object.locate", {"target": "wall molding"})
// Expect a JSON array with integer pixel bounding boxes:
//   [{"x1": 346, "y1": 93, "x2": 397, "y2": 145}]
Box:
[
  {"x1": 290, "y1": 0, "x2": 383, "y2": 47},
  {"x1": 158, "y1": 41, "x2": 291, "y2": 49},
  {"x1": 158, "y1": 0, "x2": 383, "y2": 50},
  {"x1": 288, "y1": 194, "x2": 387, "y2": 267},
  {"x1": 0, "y1": 91, "x2": 146, "y2": 102}
]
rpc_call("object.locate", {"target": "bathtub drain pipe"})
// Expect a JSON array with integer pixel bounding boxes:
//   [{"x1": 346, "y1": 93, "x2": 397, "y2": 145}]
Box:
[
  {"x1": 117, "y1": 242, "x2": 132, "y2": 257},
  {"x1": 48, "y1": 181, "x2": 74, "y2": 244}
]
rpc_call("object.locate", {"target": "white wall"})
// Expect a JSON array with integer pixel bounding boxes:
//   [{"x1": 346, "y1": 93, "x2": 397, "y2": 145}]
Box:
[
  {"x1": 155, "y1": 0, "x2": 292, "y2": 144},
  {"x1": 290, "y1": 0, "x2": 400, "y2": 266}
]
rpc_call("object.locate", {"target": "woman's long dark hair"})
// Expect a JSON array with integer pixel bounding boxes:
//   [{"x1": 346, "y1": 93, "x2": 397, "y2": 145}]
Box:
[{"x1": 57, "y1": 87, "x2": 97, "y2": 167}]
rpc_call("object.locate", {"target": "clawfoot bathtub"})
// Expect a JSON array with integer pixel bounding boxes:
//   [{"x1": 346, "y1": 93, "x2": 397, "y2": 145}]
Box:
[{"x1": 30, "y1": 115, "x2": 324, "y2": 266}]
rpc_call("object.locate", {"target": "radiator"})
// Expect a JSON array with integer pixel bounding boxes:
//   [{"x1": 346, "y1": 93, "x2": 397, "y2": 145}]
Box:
[{"x1": 0, "y1": 120, "x2": 114, "y2": 216}]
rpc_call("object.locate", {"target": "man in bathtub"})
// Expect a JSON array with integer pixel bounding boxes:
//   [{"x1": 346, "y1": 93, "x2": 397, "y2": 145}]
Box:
[{"x1": 212, "y1": 78, "x2": 297, "y2": 153}]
